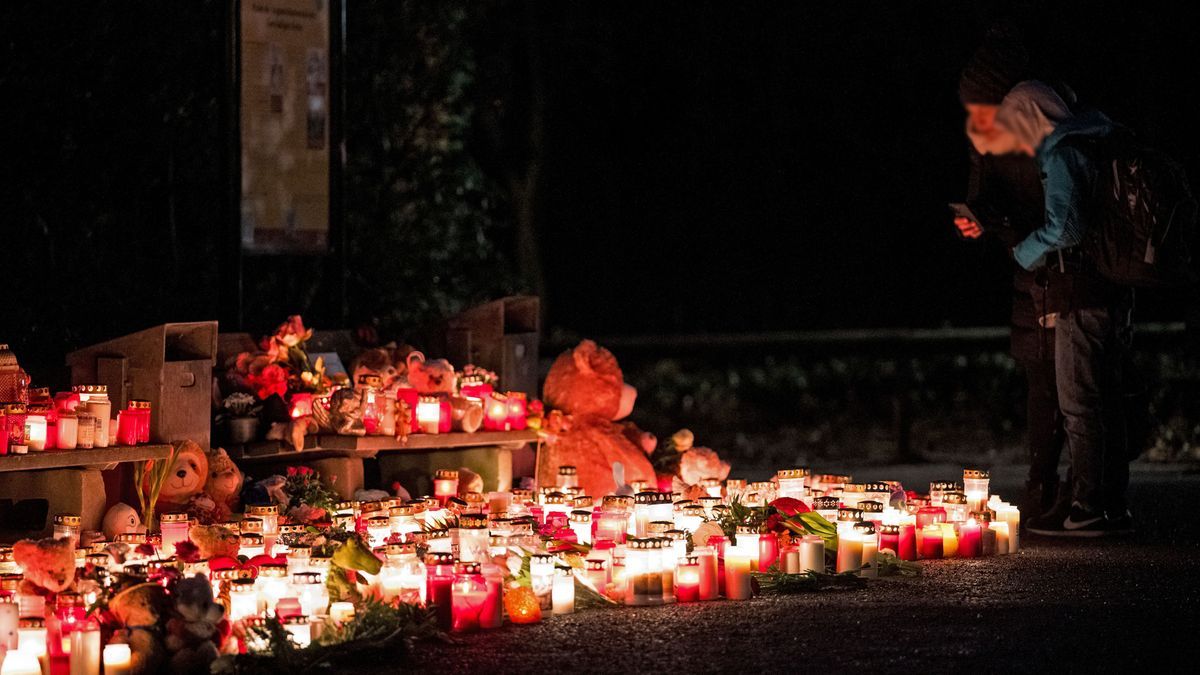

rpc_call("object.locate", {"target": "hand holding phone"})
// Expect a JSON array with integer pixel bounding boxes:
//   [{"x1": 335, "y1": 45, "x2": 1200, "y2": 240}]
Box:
[{"x1": 949, "y1": 202, "x2": 983, "y2": 239}]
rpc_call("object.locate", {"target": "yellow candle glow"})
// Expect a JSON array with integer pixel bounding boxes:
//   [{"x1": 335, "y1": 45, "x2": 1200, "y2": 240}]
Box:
[
  {"x1": 991, "y1": 521, "x2": 1011, "y2": 555},
  {"x1": 940, "y1": 523, "x2": 959, "y2": 558},
  {"x1": 102, "y1": 644, "x2": 132, "y2": 675},
  {"x1": 416, "y1": 397, "x2": 441, "y2": 434},
  {"x1": 329, "y1": 602, "x2": 355, "y2": 623}
]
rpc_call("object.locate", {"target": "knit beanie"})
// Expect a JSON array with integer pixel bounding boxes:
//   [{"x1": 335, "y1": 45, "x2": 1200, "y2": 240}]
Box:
[{"x1": 959, "y1": 24, "x2": 1030, "y2": 105}]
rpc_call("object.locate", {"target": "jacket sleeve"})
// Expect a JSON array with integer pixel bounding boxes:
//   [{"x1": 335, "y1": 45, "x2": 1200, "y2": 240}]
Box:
[{"x1": 1013, "y1": 145, "x2": 1093, "y2": 270}]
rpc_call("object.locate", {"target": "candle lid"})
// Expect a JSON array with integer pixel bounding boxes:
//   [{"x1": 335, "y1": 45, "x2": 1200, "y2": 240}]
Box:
[
  {"x1": 602, "y1": 495, "x2": 634, "y2": 509},
  {"x1": 455, "y1": 561, "x2": 481, "y2": 575},
  {"x1": 231, "y1": 578, "x2": 257, "y2": 591},
  {"x1": 681, "y1": 504, "x2": 707, "y2": 517},
  {"x1": 404, "y1": 499, "x2": 428, "y2": 513},
  {"x1": 963, "y1": 469, "x2": 990, "y2": 480},
  {"x1": 159, "y1": 512, "x2": 189, "y2": 524},
  {"x1": 970, "y1": 511, "x2": 993, "y2": 522},
  {"x1": 334, "y1": 500, "x2": 358, "y2": 513},
  {"x1": 554, "y1": 566, "x2": 572, "y2": 577},
  {"x1": 123, "y1": 564, "x2": 149, "y2": 577},
  {"x1": 425, "y1": 551, "x2": 455, "y2": 566},
  {"x1": 863, "y1": 482, "x2": 891, "y2": 493},
  {"x1": 511, "y1": 488, "x2": 533, "y2": 501},
  {"x1": 0, "y1": 574, "x2": 22, "y2": 592},
  {"x1": 18, "y1": 617, "x2": 45, "y2": 628},
  {"x1": 569, "y1": 510, "x2": 592, "y2": 523},
  {"x1": 115, "y1": 532, "x2": 147, "y2": 544},
  {"x1": 856, "y1": 500, "x2": 884, "y2": 514},
  {"x1": 634, "y1": 491, "x2": 672, "y2": 505},
  {"x1": 389, "y1": 505, "x2": 417, "y2": 517},
  {"x1": 366, "y1": 515, "x2": 390, "y2": 526},
  {"x1": 837, "y1": 508, "x2": 864, "y2": 522},
  {"x1": 852, "y1": 521, "x2": 876, "y2": 536},
  {"x1": 646, "y1": 520, "x2": 673, "y2": 534},
  {"x1": 2, "y1": 403, "x2": 26, "y2": 414},
  {"x1": 530, "y1": 552, "x2": 555, "y2": 564},
  {"x1": 930, "y1": 481, "x2": 961, "y2": 491},
  {"x1": 557, "y1": 465, "x2": 577, "y2": 476},
  {"x1": 879, "y1": 524, "x2": 900, "y2": 535},
  {"x1": 458, "y1": 514, "x2": 488, "y2": 529},
  {"x1": 258, "y1": 564, "x2": 289, "y2": 578},
  {"x1": 812, "y1": 496, "x2": 840, "y2": 511},
  {"x1": 734, "y1": 525, "x2": 759, "y2": 536},
  {"x1": 247, "y1": 504, "x2": 279, "y2": 516},
  {"x1": 128, "y1": 399, "x2": 152, "y2": 409},
  {"x1": 53, "y1": 513, "x2": 82, "y2": 527},
  {"x1": 818, "y1": 473, "x2": 852, "y2": 484},
  {"x1": 542, "y1": 492, "x2": 566, "y2": 505},
  {"x1": 585, "y1": 558, "x2": 607, "y2": 571},
  {"x1": 240, "y1": 532, "x2": 264, "y2": 544},
  {"x1": 942, "y1": 491, "x2": 968, "y2": 505},
  {"x1": 357, "y1": 373, "x2": 383, "y2": 388},
  {"x1": 664, "y1": 529, "x2": 688, "y2": 541},
  {"x1": 291, "y1": 571, "x2": 322, "y2": 584},
  {"x1": 571, "y1": 495, "x2": 594, "y2": 508},
  {"x1": 775, "y1": 468, "x2": 811, "y2": 479},
  {"x1": 434, "y1": 469, "x2": 459, "y2": 481},
  {"x1": 288, "y1": 545, "x2": 312, "y2": 556}
]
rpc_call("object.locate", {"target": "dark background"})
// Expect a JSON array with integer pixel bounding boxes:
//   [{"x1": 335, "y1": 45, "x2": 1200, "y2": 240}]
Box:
[{"x1": 2, "y1": 1, "x2": 1196, "y2": 382}]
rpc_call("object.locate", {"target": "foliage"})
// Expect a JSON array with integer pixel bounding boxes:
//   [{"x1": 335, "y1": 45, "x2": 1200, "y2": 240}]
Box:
[
  {"x1": 281, "y1": 466, "x2": 339, "y2": 519},
  {"x1": 875, "y1": 551, "x2": 922, "y2": 577},
  {"x1": 751, "y1": 568, "x2": 866, "y2": 595},
  {"x1": 344, "y1": 0, "x2": 520, "y2": 335},
  {"x1": 135, "y1": 443, "x2": 183, "y2": 529}
]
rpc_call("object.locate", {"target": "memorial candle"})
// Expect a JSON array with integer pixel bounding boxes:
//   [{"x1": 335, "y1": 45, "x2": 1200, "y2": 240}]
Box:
[
  {"x1": 775, "y1": 468, "x2": 810, "y2": 501},
  {"x1": 480, "y1": 564, "x2": 504, "y2": 630},
  {"x1": 529, "y1": 553, "x2": 555, "y2": 611},
  {"x1": 229, "y1": 579, "x2": 260, "y2": 621},
  {"x1": 159, "y1": 513, "x2": 190, "y2": 557},
  {"x1": 68, "y1": 621, "x2": 99, "y2": 675},
  {"x1": 552, "y1": 567, "x2": 575, "y2": 615},
  {"x1": 694, "y1": 545, "x2": 719, "y2": 601},
  {"x1": 940, "y1": 523, "x2": 959, "y2": 558},
  {"x1": 879, "y1": 524, "x2": 900, "y2": 557},
  {"x1": 504, "y1": 391, "x2": 527, "y2": 431},
  {"x1": 675, "y1": 556, "x2": 700, "y2": 602},
  {"x1": 942, "y1": 491, "x2": 969, "y2": 523},
  {"x1": 416, "y1": 396, "x2": 441, "y2": 434},
  {"x1": 451, "y1": 562, "x2": 488, "y2": 632},
  {"x1": 425, "y1": 553, "x2": 455, "y2": 631},
  {"x1": 584, "y1": 559, "x2": 607, "y2": 592},
  {"x1": 432, "y1": 470, "x2": 459, "y2": 507},
  {"x1": 2, "y1": 650, "x2": 42, "y2": 675},
  {"x1": 723, "y1": 531, "x2": 754, "y2": 601},
  {"x1": 919, "y1": 524, "x2": 943, "y2": 559},
  {"x1": 963, "y1": 469, "x2": 991, "y2": 513},
  {"x1": 855, "y1": 521, "x2": 878, "y2": 578},
  {"x1": 289, "y1": 393, "x2": 313, "y2": 419},
  {"x1": 101, "y1": 644, "x2": 131, "y2": 675},
  {"x1": 568, "y1": 510, "x2": 593, "y2": 546},
  {"x1": 991, "y1": 521, "x2": 1010, "y2": 555},
  {"x1": 329, "y1": 602, "x2": 355, "y2": 624},
  {"x1": 799, "y1": 534, "x2": 826, "y2": 573},
  {"x1": 836, "y1": 524, "x2": 863, "y2": 574},
  {"x1": 978, "y1": 512, "x2": 997, "y2": 556},
  {"x1": 958, "y1": 517, "x2": 981, "y2": 558},
  {"x1": 483, "y1": 393, "x2": 510, "y2": 431}
]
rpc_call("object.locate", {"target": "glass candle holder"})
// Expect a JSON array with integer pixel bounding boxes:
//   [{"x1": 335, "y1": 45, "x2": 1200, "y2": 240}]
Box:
[
  {"x1": 942, "y1": 492, "x2": 969, "y2": 523},
  {"x1": 159, "y1": 512, "x2": 190, "y2": 556},
  {"x1": 529, "y1": 553, "x2": 556, "y2": 611},
  {"x1": 675, "y1": 556, "x2": 700, "y2": 602},
  {"x1": 55, "y1": 411, "x2": 78, "y2": 450},
  {"x1": 102, "y1": 643, "x2": 132, "y2": 675},
  {"x1": 551, "y1": 567, "x2": 575, "y2": 615},
  {"x1": 919, "y1": 524, "x2": 944, "y2": 559},
  {"x1": 23, "y1": 413, "x2": 47, "y2": 451},
  {"x1": 450, "y1": 562, "x2": 487, "y2": 632},
  {"x1": 504, "y1": 391, "x2": 527, "y2": 431},
  {"x1": 456, "y1": 515, "x2": 490, "y2": 563},
  {"x1": 836, "y1": 523, "x2": 864, "y2": 574},
  {"x1": 568, "y1": 510, "x2": 592, "y2": 545},
  {"x1": 239, "y1": 533, "x2": 265, "y2": 559},
  {"x1": 812, "y1": 496, "x2": 840, "y2": 525},
  {"x1": 724, "y1": 529, "x2": 755, "y2": 600},
  {"x1": 52, "y1": 514, "x2": 81, "y2": 549},
  {"x1": 857, "y1": 500, "x2": 885, "y2": 523},
  {"x1": 799, "y1": 534, "x2": 826, "y2": 573},
  {"x1": 415, "y1": 396, "x2": 441, "y2": 434},
  {"x1": 775, "y1": 468, "x2": 810, "y2": 501},
  {"x1": 229, "y1": 578, "x2": 260, "y2": 621},
  {"x1": 255, "y1": 565, "x2": 289, "y2": 615},
  {"x1": 483, "y1": 392, "x2": 510, "y2": 431},
  {"x1": 286, "y1": 546, "x2": 311, "y2": 575},
  {"x1": 915, "y1": 504, "x2": 947, "y2": 529},
  {"x1": 388, "y1": 505, "x2": 422, "y2": 542},
  {"x1": 17, "y1": 617, "x2": 47, "y2": 658},
  {"x1": 282, "y1": 615, "x2": 313, "y2": 647},
  {"x1": 693, "y1": 544, "x2": 719, "y2": 601},
  {"x1": 597, "y1": 496, "x2": 632, "y2": 544},
  {"x1": 929, "y1": 481, "x2": 960, "y2": 506},
  {"x1": 556, "y1": 465, "x2": 578, "y2": 489},
  {"x1": 433, "y1": 470, "x2": 459, "y2": 507},
  {"x1": 584, "y1": 558, "x2": 607, "y2": 593},
  {"x1": 976, "y1": 512, "x2": 997, "y2": 556},
  {"x1": 963, "y1": 469, "x2": 990, "y2": 513}
]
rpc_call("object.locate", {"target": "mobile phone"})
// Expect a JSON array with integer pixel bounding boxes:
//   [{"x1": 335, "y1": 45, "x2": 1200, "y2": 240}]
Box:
[{"x1": 948, "y1": 202, "x2": 982, "y2": 228}]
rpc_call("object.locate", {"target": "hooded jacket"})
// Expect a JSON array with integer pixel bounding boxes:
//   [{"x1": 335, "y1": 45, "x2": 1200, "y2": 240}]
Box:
[{"x1": 998, "y1": 83, "x2": 1120, "y2": 270}]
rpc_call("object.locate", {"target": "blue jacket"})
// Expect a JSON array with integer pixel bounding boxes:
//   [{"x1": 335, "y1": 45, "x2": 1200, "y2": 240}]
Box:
[{"x1": 1013, "y1": 110, "x2": 1119, "y2": 270}]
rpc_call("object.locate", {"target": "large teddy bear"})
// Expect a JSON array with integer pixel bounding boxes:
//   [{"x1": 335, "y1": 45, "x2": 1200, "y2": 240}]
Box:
[
  {"x1": 146, "y1": 441, "x2": 209, "y2": 512},
  {"x1": 538, "y1": 340, "x2": 657, "y2": 497}
]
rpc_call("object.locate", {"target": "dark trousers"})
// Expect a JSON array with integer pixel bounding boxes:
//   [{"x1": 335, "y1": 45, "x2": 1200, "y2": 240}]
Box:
[
  {"x1": 1055, "y1": 304, "x2": 1132, "y2": 514},
  {"x1": 1021, "y1": 351, "x2": 1065, "y2": 508}
]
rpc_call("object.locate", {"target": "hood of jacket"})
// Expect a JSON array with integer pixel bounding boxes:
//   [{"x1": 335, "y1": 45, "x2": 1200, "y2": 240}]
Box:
[{"x1": 1037, "y1": 108, "x2": 1119, "y2": 161}]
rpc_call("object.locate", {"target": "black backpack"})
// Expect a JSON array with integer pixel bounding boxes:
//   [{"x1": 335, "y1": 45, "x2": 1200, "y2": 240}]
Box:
[{"x1": 1082, "y1": 133, "x2": 1198, "y2": 288}]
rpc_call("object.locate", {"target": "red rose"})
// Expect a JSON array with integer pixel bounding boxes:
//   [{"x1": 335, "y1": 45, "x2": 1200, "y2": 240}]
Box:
[
  {"x1": 770, "y1": 497, "x2": 810, "y2": 516},
  {"x1": 174, "y1": 539, "x2": 201, "y2": 563},
  {"x1": 248, "y1": 363, "x2": 288, "y2": 400},
  {"x1": 287, "y1": 466, "x2": 298, "y2": 477}
]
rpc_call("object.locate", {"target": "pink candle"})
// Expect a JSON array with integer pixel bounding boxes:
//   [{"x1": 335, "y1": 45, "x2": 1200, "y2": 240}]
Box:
[
  {"x1": 959, "y1": 518, "x2": 981, "y2": 558},
  {"x1": 695, "y1": 545, "x2": 719, "y2": 601},
  {"x1": 675, "y1": 557, "x2": 700, "y2": 603},
  {"x1": 426, "y1": 553, "x2": 455, "y2": 631},
  {"x1": 758, "y1": 533, "x2": 779, "y2": 572},
  {"x1": 483, "y1": 393, "x2": 510, "y2": 431},
  {"x1": 504, "y1": 391, "x2": 527, "y2": 431},
  {"x1": 919, "y1": 524, "x2": 943, "y2": 559},
  {"x1": 898, "y1": 523, "x2": 917, "y2": 561},
  {"x1": 879, "y1": 524, "x2": 900, "y2": 556}
]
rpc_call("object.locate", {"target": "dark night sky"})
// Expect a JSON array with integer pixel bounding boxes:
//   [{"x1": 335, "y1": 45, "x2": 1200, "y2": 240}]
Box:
[{"x1": 2, "y1": 1, "x2": 1197, "y2": 369}]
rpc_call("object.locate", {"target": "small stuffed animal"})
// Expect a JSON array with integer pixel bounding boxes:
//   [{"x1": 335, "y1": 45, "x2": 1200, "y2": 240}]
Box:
[
  {"x1": 102, "y1": 502, "x2": 146, "y2": 540},
  {"x1": 351, "y1": 348, "x2": 399, "y2": 391},
  {"x1": 202, "y1": 448, "x2": 243, "y2": 521},
  {"x1": 150, "y1": 441, "x2": 209, "y2": 511},
  {"x1": 327, "y1": 387, "x2": 365, "y2": 436},
  {"x1": 166, "y1": 575, "x2": 228, "y2": 674},
  {"x1": 109, "y1": 582, "x2": 171, "y2": 674},
  {"x1": 457, "y1": 467, "x2": 485, "y2": 495},
  {"x1": 188, "y1": 524, "x2": 240, "y2": 560},
  {"x1": 13, "y1": 537, "x2": 76, "y2": 593},
  {"x1": 405, "y1": 351, "x2": 457, "y2": 394},
  {"x1": 537, "y1": 340, "x2": 658, "y2": 496}
]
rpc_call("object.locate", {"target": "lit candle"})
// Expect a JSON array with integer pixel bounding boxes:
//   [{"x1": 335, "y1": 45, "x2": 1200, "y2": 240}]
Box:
[
  {"x1": 991, "y1": 521, "x2": 1010, "y2": 555},
  {"x1": 694, "y1": 545, "x2": 719, "y2": 601},
  {"x1": 102, "y1": 644, "x2": 131, "y2": 675},
  {"x1": 68, "y1": 621, "x2": 99, "y2": 675},
  {"x1": 568, "y1": 510, "x2": 593, "y2": 546},
  {"x1": 1, "y1": 601, "x2": 16, "y2": 650},
  {"x1": 855, "y1": 521, "x2": 878, "y2": 578},
  {"x1": 289, "y1": 393, "x2": 313, "y2": 419},
  {"x1": 457, "y1": 514, "x2": 490, "y2": 563},
  {"x1": 724, "y1": 528, "x2": 756, "y2": 600},
  {"x1": 963, "y1": 469, "x2": 990, "y2": 513},
  {"x1": 958, "y1": 517, "x2": 981, "y2": 558},
  {"x1": 290, "y1": 572, "x2": 329, "y2": 617},
  {"x1": 283, "y1": 616, "x2": 312, "y2": 647},
  {"x1": 432, "y1": 470, "x2": 459, "y2": 507},
  {"x1": 929, "y1": 480, "x2": 960, "y2": 506},
  {"x1": 940, "y1": 523, "x2": 959, "y2": 558},
  {"x1": 757, "y1": 533, "x2": 779, "y2": 573},
  {"x1": 328, "y1": 602, "x2": 355, "y2": 624},
  {"x1": 799, "y1": 534, "x2": 825, "y2": 573},
  {"x1": 2, "y1": 650, "x2": 42, "y2": 675},
  {"x1": 425, "y1": 553, "x2": 455, "y2": 631},
  {"x1": 480, "y1": 564, "x2": 505, "y2": 630},
  {"x1": 879, "y1": 524, "x2": 900, "y2": 557},
  {"x1": 775, "y1": 468, "x2": 810, "y2": 501},
  {"x1": 557, "y1": 465, "x2": 578, "y2": 489},
  {"x1": 920, "y1": 524, "x2": 943, "y2": 559},
  {"x1": 159, "y1": 513, "x2": 190, "y2": 557},
  {"x1": 979, "y1": 513, "x2": 997, "y2": 556},
  {"x1": 483, "y1": 393, "x2": 510, "y2": 431},
  {"x1": 229, "y1": 579, "x2": 260, "y2": 621},
  {"x1": 836, "y1": 525, "x2": 863, "y2": 574},
  {"x1": 898, "y1": 523, "x2": 918, "y2": 561},
  {"x1": 504, "y1": 391, "x2": 527, "y2": 431},
  {"x1": 551, "y1": 568, "x2": 574, "y2": 615},
  {"x1": 451, "y1": 562, "x2": 488, "y2": 632},
  {"x1": 675, "y1": 556, "x2": 700, "y2": 602},
  {"x1": 584, "y1": 559, "x2": 607, "y2": 593},
  {"x1": 529, "y1": 554, "x2": 555, "y2": 612},
  {"x1": 416, "y1": 396, "x2": 441, "y2": 434}
]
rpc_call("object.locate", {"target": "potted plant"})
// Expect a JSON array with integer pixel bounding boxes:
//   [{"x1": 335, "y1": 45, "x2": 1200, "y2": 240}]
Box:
[{"x1": 218, "y1": 392, "x2": 261, "y2": 445}]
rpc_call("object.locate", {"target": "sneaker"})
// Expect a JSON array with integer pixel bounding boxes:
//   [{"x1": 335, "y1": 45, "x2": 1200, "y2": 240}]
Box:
[
  {"x1": 1025, "y1": 499, "x2": 1071, "y2": 535},
  {"x1": 1028, "y1": 504, "x2": 1116, "y2": 538}
]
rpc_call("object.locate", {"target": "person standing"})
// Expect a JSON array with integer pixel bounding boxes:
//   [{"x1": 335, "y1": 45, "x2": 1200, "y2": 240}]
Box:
[
  {"x1": 955, "y1": 29, "x2": 1067, "y2": 523},
  {"x1": 995, "y1": 81, "x2": 1135, "y2": 536}
]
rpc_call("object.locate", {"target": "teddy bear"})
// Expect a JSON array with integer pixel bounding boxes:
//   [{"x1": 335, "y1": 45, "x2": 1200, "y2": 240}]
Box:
[
  {"x1": 148, "y1": 440, "x2": 209, "y2": 512},
  {"x1": 201, "y1": 448, "x2": 243, "y2": 521},
  {"x1": 188, "y1": 523, "x2": 240, "y2": 560},
  {"x1": 405, "y1": 351, "x2": 456, "y2": 394},
  {"x1": 165, "y1": 575, "x2": 229, "y2": 674},
  {"x1": 13, "y1": 536, "x2": 76, "y2": 594},
  {"x1": 325, "y1": 386, "x2": 366, "y2": 436},
  {"x1": 102, "y1": 502, "x2": 147, "y2": 540},
  {"x1": 538, "y1": 340, "x2": 658, "y2": 497},
  {"x1": 109, "y1": 582, "x2": 171, "y2": 674},
  {"x1": 669, "y1": 428, "x2": 731, "y2": 489}
]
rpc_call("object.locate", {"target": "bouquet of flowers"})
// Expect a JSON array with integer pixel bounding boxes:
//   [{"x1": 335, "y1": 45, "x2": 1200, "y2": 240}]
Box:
[{"x1": 228, "y1": 316, "x2": 333, "y2": 403}]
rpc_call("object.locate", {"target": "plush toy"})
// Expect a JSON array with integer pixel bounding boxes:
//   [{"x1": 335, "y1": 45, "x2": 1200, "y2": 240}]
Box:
[
  {"x1": 671, "y1": 428, "x2": 731, "y2": 487},
  {"x1": 102, "y1": 502, "x2": 146, "y2": 540},
  {"x1": 457, "y1": 467, "x2": 485, "y2": 495},
  {"x1": 13, "y1": 536, "x2": 76, "y2": 594},
  {"x1": 538, "y1": 340, "x2": 657, "y2": 497},
  {"x1": 202, "y1": 448, "x2": 243, "y2": 521},
  {"x1": 405, "y1": 351, "x2": 456, "y2": 394},
  {"x1": 149, "y1": 440, "x2": 209, "y2": 511},
  {"x1": 351, "y1": 348, "x2": 399, "y2": 391},
  {"x1": 109, "y1": 582, "x2": 171, "y2": 675},
  {"x1": 165, "y1": 575, "x2": 228, "y2": 674},
  {"x1": 326, "y1": 387, "x2": 365, "y2": 436},
  {"x1": 188, "y1": 524, "x2": 240, "y2": 560}
]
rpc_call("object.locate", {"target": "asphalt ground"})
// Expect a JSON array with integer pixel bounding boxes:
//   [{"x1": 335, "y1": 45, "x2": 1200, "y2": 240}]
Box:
[{"x1": 400, "y1": 465, "x2": 1200, "y2": 674}]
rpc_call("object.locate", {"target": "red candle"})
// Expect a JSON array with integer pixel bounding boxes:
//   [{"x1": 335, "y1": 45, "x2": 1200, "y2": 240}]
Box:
[
  {"x1": 483, "y1": 393, "x2": 510, "y2": 431},
  {"x1": 459, "y1": 377, "x2": 494, "y2": 400},
  {"x1": 958, "y1": 518, "x2": 981, "y2": 558},
  {"x1": 290, "y1": 393, "x2": 313, "y2": 418},
  {"x1": 425, "y1": 553, "x2": 455, "y2": 631},
  {"x1": 919, "y1": 524, "x2": 943, "y2": 559},
  {"x1": 915, "y1": 505, "x2": 947, "y2": 529},
  {"x1": 438, "y1": 397, "x2": 453, "y2": 433},
  {"x1": 117, "y1": 410, "x2": 139, "y2": 446},
  {"x1": 879, "y1": 524, "x2": 900, "y2": 556},
  {"x1": 450, "y1": 562, "x2": 487, "y2": 633},
  {"x1": 898, "y1": 524, "x2": 917, "y2": 561},
  {"x1": 675, "y1": 556, "x2": 700, "y2": 603},
  {"x1": 708, "y1": 535, "x2": 727, "y2": 597},
  {"x1": 758, "y1": 533, "x2": 779, "y2": 572},
  {"x1": 505, "y1": 391, "x2": 527, "y2": 431}
]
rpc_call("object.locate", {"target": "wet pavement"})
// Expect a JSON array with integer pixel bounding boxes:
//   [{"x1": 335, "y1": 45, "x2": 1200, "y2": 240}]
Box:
[{"x1": 402, "y1": 466, "x2": 1200, "y2": 673}]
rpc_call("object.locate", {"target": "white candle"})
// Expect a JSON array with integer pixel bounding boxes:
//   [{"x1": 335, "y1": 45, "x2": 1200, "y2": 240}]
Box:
[
  {"x1": 69, "y1": 627, "x2": 100, "y2": 675},
  {"x1": 329, "y1": 602, "x2": 355, "y2": 624},
  {"x1": 799, "y1": 535, "x2": 825, "y2": 574},
  {"x1": 1, "y1": 650, "x2": 41, "y2": 675},
  {"x1": 552, "y1": 571, "x2": 575, "y2": 615},
  {"x1": 102, "y1": 644, "x2": 132, "y2": 675},
  {"x1": 836, "y1": 531, "x2": 863, "y2": 574},
  {"x1": 990, "y1": 521, "x2": 1011, "y2": 555},
  {"x1": 723, "y1": 552, "x2": 753, "y2": 600}
]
